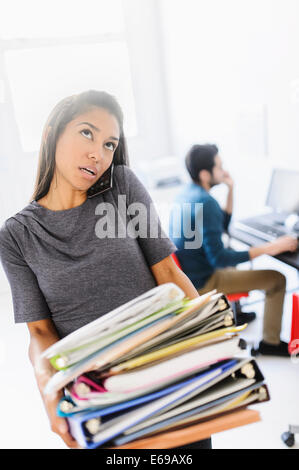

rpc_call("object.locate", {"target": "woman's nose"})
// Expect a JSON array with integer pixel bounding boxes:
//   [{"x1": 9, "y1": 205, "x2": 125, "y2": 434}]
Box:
[{"x1": 88, "y1": 151, "x2": 101, "y2": 163}]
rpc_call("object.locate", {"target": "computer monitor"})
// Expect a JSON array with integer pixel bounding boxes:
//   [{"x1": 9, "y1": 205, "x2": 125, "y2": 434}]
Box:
[{"x1": 266, "y1": 169, "x2": 299, "y2": 214}]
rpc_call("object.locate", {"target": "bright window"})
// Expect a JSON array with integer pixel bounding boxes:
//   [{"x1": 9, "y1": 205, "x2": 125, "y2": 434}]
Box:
[
  {"x1": 5, "y1": 41, "x2": 138, "y2": 152},
  {"x1": 0, "y1": 0, "x2": 125, "y2": 39}
]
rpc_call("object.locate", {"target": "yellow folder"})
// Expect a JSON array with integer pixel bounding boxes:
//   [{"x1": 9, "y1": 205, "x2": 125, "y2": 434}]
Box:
[{"x1": 106, "y1": 324, "x2": 247, "y2": 376}]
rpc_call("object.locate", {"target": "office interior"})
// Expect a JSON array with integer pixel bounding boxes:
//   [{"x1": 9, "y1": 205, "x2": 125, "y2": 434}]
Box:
[{"x1": 0, "y1": 0, "x2": 298, "y2": 449}]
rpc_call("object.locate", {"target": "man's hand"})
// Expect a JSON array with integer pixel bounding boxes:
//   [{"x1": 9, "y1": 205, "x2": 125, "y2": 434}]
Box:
[
  {"x1": 250, "y1": 235, "x2": 299, "y2": 260},
  {"x1": 222, "y1": 171, "x2": 234, "y2": 189},
  {"x1": 267, "y1": 235, "x2": 298, "y2": 256}
]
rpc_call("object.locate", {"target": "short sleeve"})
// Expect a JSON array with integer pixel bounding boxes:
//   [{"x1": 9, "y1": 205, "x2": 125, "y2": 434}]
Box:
[
  {"x1": 117, "y1": 166, "x2": 177, "y2": 266},
  {"x1": 0, "y1": 221, "x2": 51, "y2": 323}
]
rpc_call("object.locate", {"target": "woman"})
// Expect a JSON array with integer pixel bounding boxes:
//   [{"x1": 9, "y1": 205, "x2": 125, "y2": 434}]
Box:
[{"x1": 0, "y1": 90, "x2": 210, "y2": 449}]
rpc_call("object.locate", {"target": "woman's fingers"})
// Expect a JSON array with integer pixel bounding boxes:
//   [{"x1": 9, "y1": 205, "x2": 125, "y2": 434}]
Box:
[{"x1": 44, "y1": 390, "x2": 80, "y2": 448}]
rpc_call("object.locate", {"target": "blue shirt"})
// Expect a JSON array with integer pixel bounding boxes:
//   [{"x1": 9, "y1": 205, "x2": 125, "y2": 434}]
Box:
[{"x1": 169, "y1": 183, "x2": 250, "y2": 289}]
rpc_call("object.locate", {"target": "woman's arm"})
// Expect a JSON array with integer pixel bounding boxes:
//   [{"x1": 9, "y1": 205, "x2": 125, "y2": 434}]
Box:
[
  {"x1": 27, "y1": 319, "x2": 79, "y2": 448},
  {"x1": 150, "y1": 255, "x2": 199, "y2": 299}
]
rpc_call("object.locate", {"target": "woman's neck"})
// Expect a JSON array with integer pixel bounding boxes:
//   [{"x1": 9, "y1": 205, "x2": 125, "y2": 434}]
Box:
[{"x1": 38, "y1": 185, "x2": 87, "y2": 211}]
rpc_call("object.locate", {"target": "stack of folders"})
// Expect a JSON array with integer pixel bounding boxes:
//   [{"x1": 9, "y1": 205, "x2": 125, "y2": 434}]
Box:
[{"x1": 42, "y1": 283, "x2": 270, "y2": 449}]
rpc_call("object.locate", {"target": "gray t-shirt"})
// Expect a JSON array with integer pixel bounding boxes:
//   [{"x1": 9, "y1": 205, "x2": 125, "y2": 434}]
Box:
[{"x1": 0, "y1": 165, "x2": 176, "y2": 338}]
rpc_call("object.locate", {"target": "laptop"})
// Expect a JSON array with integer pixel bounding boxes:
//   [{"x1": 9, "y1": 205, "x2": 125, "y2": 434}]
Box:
[{"x1": 234, "y1": 169, "x2": 299, "y2": 242}]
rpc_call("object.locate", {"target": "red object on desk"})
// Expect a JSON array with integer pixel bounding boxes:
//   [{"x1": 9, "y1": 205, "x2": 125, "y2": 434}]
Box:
[
  {"x1": 171, "y1": 254, "x2": 249, "y2": 302},
  {"x1": 289, "y1": 293, "x2": 299, "y2": 355}
]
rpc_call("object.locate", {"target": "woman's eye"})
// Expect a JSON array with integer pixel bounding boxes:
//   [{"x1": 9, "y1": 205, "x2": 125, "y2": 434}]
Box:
[
  {"x1": 105, "y1": 142, "x2": 116, "y2": 151},
  {"x1": 80, "y1": 129, "x2": 93, "y2": 139}
]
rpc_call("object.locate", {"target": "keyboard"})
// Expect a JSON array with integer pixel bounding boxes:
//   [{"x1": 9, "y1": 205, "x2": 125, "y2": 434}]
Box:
[{"x1": 234, "y1": 220, "x2": 290, "y2": 242}]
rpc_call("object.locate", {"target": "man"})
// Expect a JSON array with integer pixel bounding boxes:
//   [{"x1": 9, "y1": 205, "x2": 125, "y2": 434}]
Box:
[{"x1": 169, "y1": 144, "x2": 298, "y2": 356}]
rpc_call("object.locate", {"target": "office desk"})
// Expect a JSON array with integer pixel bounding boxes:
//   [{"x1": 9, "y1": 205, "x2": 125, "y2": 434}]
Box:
[{"x1": 229, "y1": 225, "x2": 299, "y2": 270}]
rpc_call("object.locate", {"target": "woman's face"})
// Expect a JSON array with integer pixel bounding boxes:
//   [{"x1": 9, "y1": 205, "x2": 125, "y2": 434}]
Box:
[{"x1": 53, "y1": 106, "x2": 120, "y2": 193}]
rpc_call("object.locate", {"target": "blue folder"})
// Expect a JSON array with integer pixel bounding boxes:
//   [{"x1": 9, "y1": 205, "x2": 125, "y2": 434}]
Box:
[
  {"x1": 58, "y1": 359, "x2": 237, "y2": 417},
  {"x1": 113, "y1": 379, "x2": 266, "y2": 446},
  {"x1": 66, "y1": 359, "x2": 238, "y2": 449}
]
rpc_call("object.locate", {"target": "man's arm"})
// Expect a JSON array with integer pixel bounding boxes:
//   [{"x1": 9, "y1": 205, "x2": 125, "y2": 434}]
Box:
[
  {"x1": 203, "y1": 198, "x2": 250, "y2": 268},
  {"x1": 223, "y1": 172, "x2": 234, "y2": 215},
  {"x1": 249, "y1": 236, "x2": 298, "y2": 259}
]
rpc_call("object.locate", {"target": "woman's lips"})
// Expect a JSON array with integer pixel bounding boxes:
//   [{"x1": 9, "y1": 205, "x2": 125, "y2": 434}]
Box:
[{"x1": 79, "y1": 166, "x2": 98, "y2": 181}]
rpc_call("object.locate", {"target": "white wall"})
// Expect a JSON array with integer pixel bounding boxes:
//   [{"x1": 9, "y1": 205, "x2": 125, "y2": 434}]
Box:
[
  {"x1": 0, "y1": 0, "x2": 173, "y2": 290},
  {"x1": 1, "y1": 0, "x2": 299, "y2": 260},
  {"x1": 158, "y1": 0, "x2": 299, "y2": 217},
  {"x1": 0, "y1": 0, "x2": 173, "y2": 226},
  {"x1": 3, "y1": 0, "x2": 299, "y2": 222}
]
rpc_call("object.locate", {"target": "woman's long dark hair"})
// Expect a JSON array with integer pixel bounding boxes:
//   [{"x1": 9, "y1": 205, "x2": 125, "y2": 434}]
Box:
[{"x1": 32, "y1": 90, "x2": 129, "y2": 201}]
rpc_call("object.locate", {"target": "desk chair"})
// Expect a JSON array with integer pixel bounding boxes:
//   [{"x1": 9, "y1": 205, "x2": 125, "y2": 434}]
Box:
[
  {"x1": 226, "y1": 292, "x2": 250, "y2": 322},
  {"x1": 281, "y1": 293, "x2": 299, "y2": 447}
]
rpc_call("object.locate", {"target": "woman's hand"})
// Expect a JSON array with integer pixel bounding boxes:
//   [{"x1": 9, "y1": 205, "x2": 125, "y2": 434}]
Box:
[
  {"x1": 42, "y1": 386, "x2": 80, "y2": 448},
  {"x1": 27, "y1": 319, "x2": 81, "y2": 449}
]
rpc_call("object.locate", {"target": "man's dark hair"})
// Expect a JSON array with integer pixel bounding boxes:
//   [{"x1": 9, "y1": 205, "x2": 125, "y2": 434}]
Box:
[{"x1": 185, "y1": 144, "x2": 219, "y2": 183}]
